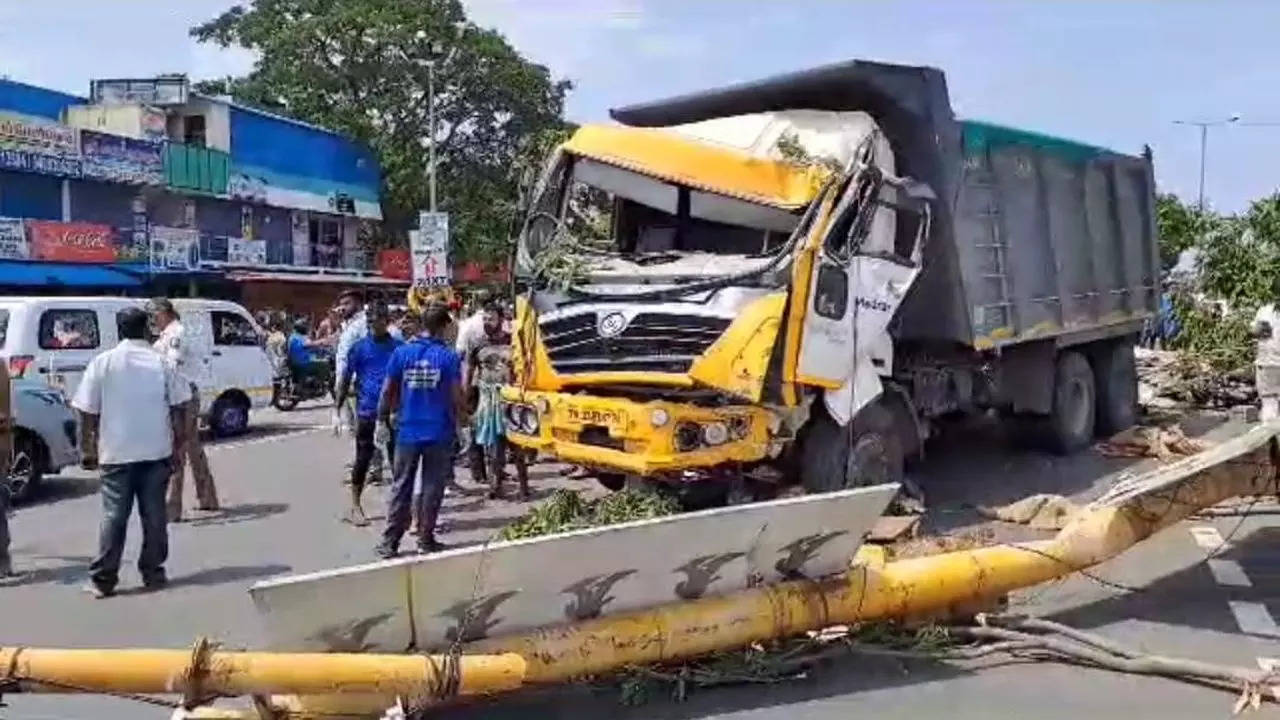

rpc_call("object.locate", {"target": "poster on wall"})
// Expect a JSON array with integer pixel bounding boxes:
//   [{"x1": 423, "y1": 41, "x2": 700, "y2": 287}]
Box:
[
  {"x1": 377, "y1": 249, "x2": 411, "y2": 281},
  {"x1": 26, "y1": 220, "x2": 116, "y2": 263},
  {"x1": 411, "y1": 212, "x2": 449, "y2": 287},
  {"x1": 0, "y1": 217, "x2": 28, "y2": 260},
  {"x1": 80, "y1": 130, "x2": 163, "y2": 185},
  {"x1": 149, "y1": 226, "x2": 200, "y2": 271},
  {"x1": 228, "y1": 237, "x2": 267, "y2": 265}
]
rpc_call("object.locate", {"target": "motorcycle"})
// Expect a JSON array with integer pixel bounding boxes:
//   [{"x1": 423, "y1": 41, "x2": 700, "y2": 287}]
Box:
[{"x1": 271, "y1": 349, "x2": 335, "y2": 411}]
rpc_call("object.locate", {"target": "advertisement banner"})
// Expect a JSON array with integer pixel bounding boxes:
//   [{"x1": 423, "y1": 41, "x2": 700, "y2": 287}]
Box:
[
  {"x1": 377, "y1": 249, "x2": 411, "y2": 281},
  {"x1": 80, "y1": 130, "x2": 163, "y2": 185},
  {"x1": 0, "y1": 148, "x2": 81, "y2": 177},
  {"x1": 27, "y1": 221, "x2": 116, "y2": 263},
  {"x1": 0, "y1": 112, "x2": 78, "y2": 156},
  {"x1": 227, "y1": 237, "x2": 267, "y2": 265},
  {"x1": 149, "y1": 226, "x2": 200, "y2": 271},
  {"x1": 412, "y1": 212, "x2": 449, "y2": 287},
  {"x1": 0, "y1": 217, "x2": 27, "y2": 260}
]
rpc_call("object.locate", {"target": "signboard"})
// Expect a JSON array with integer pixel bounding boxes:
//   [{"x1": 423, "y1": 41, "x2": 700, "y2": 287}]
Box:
[
  {"x1": 0, "y1": 112, "x2": 78, "y2": 156},
  {"x1": 411, "y1": 212, "x2": 449, "y2": 287},
  {"x1": 90, "y1": 76, "x2": 189, "y2": 106},
  {"x1": 229, "y1": 171, "x2": 268, "y2": 203},
  {"x1": 27, "y1": 221, "x2": 116, "y2": 263},
  {"x1": 149, "y1": 226, "x2": 200, "y2": 271},
  {"x1": 80, "y1": 130, "x2": 163, "y2": 185},
  {"x1": 228, "y1": 237, "x2": 267, "y2": 265},
  {"x1": 0, "y1": 217, "x2": 27, "y2": 260},
  {"x1": 377, "y1": 249, "x2": 411, "y2": 281},
  {"x1": 0, "y1": 149, "x2": 81, "y2": 177},
  {"x1": 250, "y1": 484, "x2": 898, "y2": 653}
]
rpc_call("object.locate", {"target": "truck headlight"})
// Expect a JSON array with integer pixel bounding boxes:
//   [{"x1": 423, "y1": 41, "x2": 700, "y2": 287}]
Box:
[
  {"x1": 650, "y1": 408, "x2": 670, "y2": 427},
  {"x1": 702, "y1": 422, "x2": 729, "y2": 446}
]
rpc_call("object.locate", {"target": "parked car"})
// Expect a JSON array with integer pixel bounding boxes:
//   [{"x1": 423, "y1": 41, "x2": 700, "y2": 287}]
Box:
[
  {"x1": 8, "y1": 376, "x2": 79, "y2": 503},
  {"x1": 0, "y1": 296, "x2": 274, "y2": 438}
]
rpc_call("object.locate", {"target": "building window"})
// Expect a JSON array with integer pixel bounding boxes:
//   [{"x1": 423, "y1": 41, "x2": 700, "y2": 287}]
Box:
[
  {"x1": 39, "y1": 309, "x2": 100, "y2": 350},
  {"x1": 309, "y1": 216, "x2": 342, "y2": 268},
  {"x1": 184, "y1": 115, "x2": 207, "y2": 147}
]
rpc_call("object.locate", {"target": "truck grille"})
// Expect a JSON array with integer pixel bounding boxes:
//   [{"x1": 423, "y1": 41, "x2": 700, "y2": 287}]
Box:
[{"x1": 540, "y1": 312, "x2": 731, "y2": 374}]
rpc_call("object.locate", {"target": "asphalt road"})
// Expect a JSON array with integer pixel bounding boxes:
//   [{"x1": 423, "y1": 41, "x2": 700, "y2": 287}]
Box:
[{"x1": 1, "y1": 404, "x2": 1276, "y2": 720}]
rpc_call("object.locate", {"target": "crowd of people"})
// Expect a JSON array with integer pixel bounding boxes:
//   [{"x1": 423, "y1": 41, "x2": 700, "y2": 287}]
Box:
[{"x1": 0, "y1": 285, "x2": 522, "y2": 592}]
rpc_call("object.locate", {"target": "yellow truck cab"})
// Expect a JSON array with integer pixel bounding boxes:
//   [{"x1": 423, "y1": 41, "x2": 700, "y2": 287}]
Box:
[{"x1": 504, "y1": 60, "x2": 1157, "y2": 499}]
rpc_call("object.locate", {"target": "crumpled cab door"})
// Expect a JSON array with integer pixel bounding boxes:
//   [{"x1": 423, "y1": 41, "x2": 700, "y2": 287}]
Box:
[{"x1": 798, "y1": 167, "x2": 932, "y2": 425}]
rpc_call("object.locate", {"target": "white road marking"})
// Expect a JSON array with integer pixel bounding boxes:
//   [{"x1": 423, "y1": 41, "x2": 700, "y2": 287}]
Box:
[
  {"x1": 207, "y1": 427, "x2": 326, "y2": 453},
  {"x1": 1189, "y1": 525, "x2": 1227, "y2": 551},
  {"x1": 1206, "y1": 558, "x2": 1254, "y2": 587},
  {"x1": 1227, "y1": 601, "x2": 1280, "y2": 638}
]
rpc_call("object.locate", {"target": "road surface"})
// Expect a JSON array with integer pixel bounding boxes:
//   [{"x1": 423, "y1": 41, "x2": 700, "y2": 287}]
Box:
[{"x1": 1, "y1": 404, "x2": 1276, "y2": 719}]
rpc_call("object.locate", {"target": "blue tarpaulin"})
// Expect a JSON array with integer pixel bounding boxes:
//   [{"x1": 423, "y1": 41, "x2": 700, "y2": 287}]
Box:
[{"x1": 0, "y1": 261, "x2": 143, "y2": 287}]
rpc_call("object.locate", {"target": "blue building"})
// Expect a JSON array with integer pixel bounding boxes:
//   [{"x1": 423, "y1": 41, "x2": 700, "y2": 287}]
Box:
[{"x1": 0, "y1": 74, "x2": 398, "y2": 311}]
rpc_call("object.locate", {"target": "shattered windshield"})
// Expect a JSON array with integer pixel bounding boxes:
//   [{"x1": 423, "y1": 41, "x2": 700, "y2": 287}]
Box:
[{"x1": 525, "y1": 152, "x2": 802, "y2": 263}]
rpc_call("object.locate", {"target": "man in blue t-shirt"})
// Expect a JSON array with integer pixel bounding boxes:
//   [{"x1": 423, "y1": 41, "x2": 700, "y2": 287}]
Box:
[
  {"x1": 286, "y1": 320, "x2": 325, "y2": 382},
  {"x1": 335, "y1": 302, "x2": 402, "y2": 526},
  {"x1": 376, "y1": 303, "x2": 465, "y2": 556}
]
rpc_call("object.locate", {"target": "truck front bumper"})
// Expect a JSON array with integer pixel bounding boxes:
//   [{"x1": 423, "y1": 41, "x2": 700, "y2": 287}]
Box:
[{"x1": 500, "y1": 387, "x2": 778, "y2": 476}]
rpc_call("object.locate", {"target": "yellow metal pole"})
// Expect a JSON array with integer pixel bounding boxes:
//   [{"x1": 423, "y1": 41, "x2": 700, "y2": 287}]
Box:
[
  {"x1": 472, "y1": 426, "x2": 1278, "y2": 683},
  {"x1": 0, "y1": 647, "x2": 525, "y2": 699}
]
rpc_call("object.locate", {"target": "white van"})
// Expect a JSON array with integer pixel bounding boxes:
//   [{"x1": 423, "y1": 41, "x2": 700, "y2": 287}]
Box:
[{"x1": 0, "y1": 296, "x2": 274, "y2": 436}]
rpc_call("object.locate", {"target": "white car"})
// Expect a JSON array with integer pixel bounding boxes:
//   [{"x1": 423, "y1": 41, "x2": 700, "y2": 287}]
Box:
[
  {"x1": 8, "y1": 377, "x2": 79, "y2": 503},
  {"x1": 0, "y1": 296, "x2": 274, "y2": 438}
]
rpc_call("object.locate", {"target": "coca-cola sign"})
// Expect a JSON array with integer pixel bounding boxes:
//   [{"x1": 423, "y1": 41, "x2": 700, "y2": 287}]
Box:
[{"x1": 27, "y1": 220, "x2": 117, "y2": 263}]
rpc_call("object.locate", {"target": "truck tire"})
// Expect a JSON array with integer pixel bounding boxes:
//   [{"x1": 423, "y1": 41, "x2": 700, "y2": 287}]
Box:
[
  {"x1": 1047, "y1": 351, "x2": 1096, "y2": 454},
  {"x1": 1093, "y1": 341, "x2": 1138, "y2": 436},
  {"x1": 800, "y1": 402, "x2": 904, "y2": 493}
]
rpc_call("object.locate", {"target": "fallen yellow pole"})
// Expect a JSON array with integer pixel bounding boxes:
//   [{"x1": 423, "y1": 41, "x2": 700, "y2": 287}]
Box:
[
  {"x1": 0, "y1": 646, "x2": 525, "y2": 699},
  {"x1": 477, "y1": 425, "x2": 1277, "y2": 683},
  {"x1": 6, "y1": 426, "x2": 1275, "y2": 718}
]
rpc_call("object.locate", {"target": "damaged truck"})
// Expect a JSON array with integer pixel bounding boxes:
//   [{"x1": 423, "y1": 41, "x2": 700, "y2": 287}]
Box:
[{"x1": 503, "y1": 59, "x2": 1159, "y2": 498}]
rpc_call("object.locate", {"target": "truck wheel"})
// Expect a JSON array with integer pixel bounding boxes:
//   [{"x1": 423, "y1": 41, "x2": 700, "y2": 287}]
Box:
[
  {"x1": 800, "y1": 403, "x2": 904, "y2": 493},
  {"x1": 211, "y1": 394, "x2": 250, "y2": 437},
  {"x1": 1047, "y1": 351, "x2": 1096, "y2": 454},
  {"x1": 1093, "y1": 341, "x2": 1138, "y2": 436}
]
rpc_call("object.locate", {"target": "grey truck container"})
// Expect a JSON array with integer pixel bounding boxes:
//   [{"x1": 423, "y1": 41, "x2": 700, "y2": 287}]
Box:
[{"x1": 611, "y1": 59, "x2": 1160, "y2": 351}]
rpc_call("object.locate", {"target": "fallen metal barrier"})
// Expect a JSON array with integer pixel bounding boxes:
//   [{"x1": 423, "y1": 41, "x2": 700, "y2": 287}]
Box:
[{"x1": 3, "y1": 424, "x2": 1277, "y2": 719}]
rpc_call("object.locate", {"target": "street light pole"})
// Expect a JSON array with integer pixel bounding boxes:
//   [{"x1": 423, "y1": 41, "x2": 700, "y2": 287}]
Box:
[
  {"x1": 428, "y1": 60, "x2": 437, "y2": 213},
  {"x1": 1173, "y1": 115, "x2": 1239, "y2": 212}
]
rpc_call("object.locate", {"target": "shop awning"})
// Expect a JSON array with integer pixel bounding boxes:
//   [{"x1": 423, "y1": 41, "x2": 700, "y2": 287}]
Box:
[{"x1": 0, "y1": 261, "x2": 144, "y2": 287}]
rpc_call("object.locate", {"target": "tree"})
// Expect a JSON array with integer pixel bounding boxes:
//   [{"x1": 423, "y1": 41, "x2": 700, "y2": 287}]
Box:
[
  {"x1": 191, "y1": 0, "x2": 572, "y2": 264},
  {"x1": 1155, "y1": 192, "x2": 1206, "y2": 271}
]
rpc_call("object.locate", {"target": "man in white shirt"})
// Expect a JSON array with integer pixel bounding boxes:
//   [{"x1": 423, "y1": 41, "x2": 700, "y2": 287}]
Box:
[
  {"x1": 148, "y1": 298, "x2": 218, "y2": 521},
  {"x1": 72, "y1": 308, "x2": 191, "y2": 598}
]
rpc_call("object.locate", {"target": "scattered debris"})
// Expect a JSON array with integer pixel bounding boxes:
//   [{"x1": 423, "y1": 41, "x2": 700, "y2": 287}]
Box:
[
  {"x1": 977, "y1": 494, "x2": 1082, "y2": 530},
  {"x1": 1137, "y1": 347, "x2": 1256, "y2": 409},
  {"x1": 888, "y1": 527, "x2": 996, "y2": 559},
  {"x1": 867, "y1": 515, "x2": 922, "y2": 543},
  {"x1": 1097, "y1": 424, "x2": 1211, "y2": 461},
  {"x1": 496, "y1": 487, "x2": 680, "y2": 541}
]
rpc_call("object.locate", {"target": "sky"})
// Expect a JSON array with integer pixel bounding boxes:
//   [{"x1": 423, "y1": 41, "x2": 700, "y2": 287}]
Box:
[{"x1": 1, "y1": 0, "x2": 1278, "y2": 213}]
